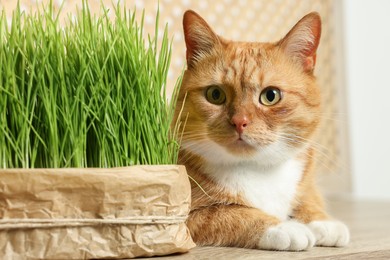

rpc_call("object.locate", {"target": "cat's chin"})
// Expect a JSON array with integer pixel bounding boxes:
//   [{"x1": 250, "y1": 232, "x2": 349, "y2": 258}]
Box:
[{"x1": 225, "y1": 138, "x2": 257, "y2": 155}]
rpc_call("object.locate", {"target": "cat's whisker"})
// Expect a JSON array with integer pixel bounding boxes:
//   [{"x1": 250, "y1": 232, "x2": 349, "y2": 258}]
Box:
[
  {"x1": 266, "y1": 132, "x2": 332, "y2": 160},
  {"x1": 179, "y1": 142, "x2": 216, "y2": 164},
  {"x1": 183, "y1": 133, "x2": 236, "y2": 141},
  {"x1": 267, "y1": 135, "x2": 332, "y2": 172},
  {"x1": 278, "y1": 135, "x2": 333, "y2": 162},
  {"x1": 275, "y1": 133, "x2": 348, "y2": 173},
  {"x1": 279, "y1": 133, "x2": 330, "y2": 152}
]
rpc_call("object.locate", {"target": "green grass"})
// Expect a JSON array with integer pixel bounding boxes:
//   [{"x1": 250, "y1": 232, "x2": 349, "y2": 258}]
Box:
[{"x1": 0, "y1": 2, "x2": 182, "y2": 168}]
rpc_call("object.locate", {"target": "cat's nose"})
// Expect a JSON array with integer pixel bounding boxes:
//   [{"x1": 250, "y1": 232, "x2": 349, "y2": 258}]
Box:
[{"x1": 231, "y1": 115, "x2": 250, "y2": 134}]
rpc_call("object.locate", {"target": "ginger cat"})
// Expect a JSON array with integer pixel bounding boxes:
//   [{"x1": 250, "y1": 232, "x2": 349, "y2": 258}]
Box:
[{"x1": 174, "y1": 10, "x2": 350, "y2": 251}]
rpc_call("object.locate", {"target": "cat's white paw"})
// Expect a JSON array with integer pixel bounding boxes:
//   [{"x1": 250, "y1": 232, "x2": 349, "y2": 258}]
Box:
[
  {"x1": 258, "y1": 221, "x2": 315, "y2": 251},
  {"x1": 307, "y1": 220, "x2": 350, "y2": 247}
]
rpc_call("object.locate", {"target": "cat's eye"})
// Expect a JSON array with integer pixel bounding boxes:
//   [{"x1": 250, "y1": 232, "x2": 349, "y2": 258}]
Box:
[
  {"x1": 259, "y1": 87, "x2": 282, "y2": 106},
  {"x1": 205, "y1": 85, "x2": 226, "y2": 105}
]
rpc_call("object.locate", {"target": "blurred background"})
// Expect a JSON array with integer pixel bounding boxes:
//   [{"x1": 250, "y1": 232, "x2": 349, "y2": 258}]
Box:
[{"x1": 1, "y1": 0, "x2": 389, "y2": 200}]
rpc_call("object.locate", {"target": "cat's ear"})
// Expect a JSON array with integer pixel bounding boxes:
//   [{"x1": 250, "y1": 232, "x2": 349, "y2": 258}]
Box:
[
  {"x1": 183, "y1": 10, "x2": 220, "y2": 67},
  {"x1": 279, "y1": 12, "x2": 321, "y2": 73}
]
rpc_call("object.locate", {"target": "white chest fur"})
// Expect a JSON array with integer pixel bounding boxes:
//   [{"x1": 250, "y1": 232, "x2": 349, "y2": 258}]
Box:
[{"x1": 205, "y1": 159, "x2": 304, "y2": 220}]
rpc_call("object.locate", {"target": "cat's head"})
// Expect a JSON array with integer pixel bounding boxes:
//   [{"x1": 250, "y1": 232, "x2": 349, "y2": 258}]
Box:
[{"x1": 175, "y1": 10, "x2": 322, "y2": 167}]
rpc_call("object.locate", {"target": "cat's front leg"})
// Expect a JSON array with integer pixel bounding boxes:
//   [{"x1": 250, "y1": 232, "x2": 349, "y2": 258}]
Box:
[{"x1": 187, "y1": 204, "x2": 315, "y2": 251}]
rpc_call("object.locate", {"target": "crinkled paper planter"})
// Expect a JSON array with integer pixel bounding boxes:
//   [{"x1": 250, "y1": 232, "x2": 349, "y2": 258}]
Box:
[{"x1": 0, "y1": 165, "x2": 195, "y2": 259}]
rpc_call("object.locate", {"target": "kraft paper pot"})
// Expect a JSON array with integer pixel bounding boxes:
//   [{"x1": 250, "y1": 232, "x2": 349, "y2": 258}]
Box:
[{"x1": 0, "y1": 165, "x2": 195, "y2": 259}]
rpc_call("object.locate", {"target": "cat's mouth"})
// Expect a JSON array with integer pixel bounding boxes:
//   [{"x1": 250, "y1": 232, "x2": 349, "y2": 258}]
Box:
[
  {"x1": 225, "y1": 138, "x2": 256, "y2": 156},
  {"x1": 230, "y1": 135, "x2": 255, "y2": 150},
  {"x1": 236, "y1": 133, "x2": 250, "y2": 143},
  {"x1": 237, "y1": 137, "x2": 248, "y2": 144}
]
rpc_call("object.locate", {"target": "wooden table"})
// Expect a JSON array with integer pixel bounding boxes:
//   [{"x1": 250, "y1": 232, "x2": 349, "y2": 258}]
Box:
[{"x1": 146, "y1": 198, "x2": 390, "y2": 259}]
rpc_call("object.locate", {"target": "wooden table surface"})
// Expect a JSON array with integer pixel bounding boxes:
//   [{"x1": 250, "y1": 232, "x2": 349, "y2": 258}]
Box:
[{"x1": 145, "y1": 198, "x2": 390, "y2": 259}]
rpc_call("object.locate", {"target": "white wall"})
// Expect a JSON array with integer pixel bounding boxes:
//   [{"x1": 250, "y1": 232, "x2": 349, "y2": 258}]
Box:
[{"x1": 343, "y1": 0, "x2": 390, "y2": 199}]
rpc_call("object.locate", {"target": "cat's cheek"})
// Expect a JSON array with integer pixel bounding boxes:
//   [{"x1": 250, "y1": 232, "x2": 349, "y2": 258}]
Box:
[
  {"x1": 307, "y1": 220, "x2": 350, "y2": 247},
  {"x1": 257, "y1": 221, "x2": 315, "y2": 251}
]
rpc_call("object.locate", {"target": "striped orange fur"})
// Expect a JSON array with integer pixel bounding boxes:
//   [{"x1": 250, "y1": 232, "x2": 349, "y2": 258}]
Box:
[{"x1": 174, "y1": 10, "x2": 349, "y2": 251}]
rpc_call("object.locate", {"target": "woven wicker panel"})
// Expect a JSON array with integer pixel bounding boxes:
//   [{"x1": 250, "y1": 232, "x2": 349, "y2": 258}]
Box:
[{"x1": 0, "y1": 0, "x2": 350, "y2": 194}]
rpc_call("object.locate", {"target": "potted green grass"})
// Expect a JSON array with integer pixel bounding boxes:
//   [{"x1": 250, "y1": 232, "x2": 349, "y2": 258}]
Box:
[{"x1": 0, "y1": 2, "x2": 194, "y2": 259}]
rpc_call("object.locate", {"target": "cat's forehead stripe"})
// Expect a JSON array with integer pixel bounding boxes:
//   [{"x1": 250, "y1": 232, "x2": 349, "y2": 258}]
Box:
[
  {"x1": 223, "y1": 49, "x2": 262, "y2": 88},
  {"x1": 244, "y1": 56, "x2": 259, "y2": 84},
  {"x1": 224, "y1": 66, "x2": 236, "y2": 83}
]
